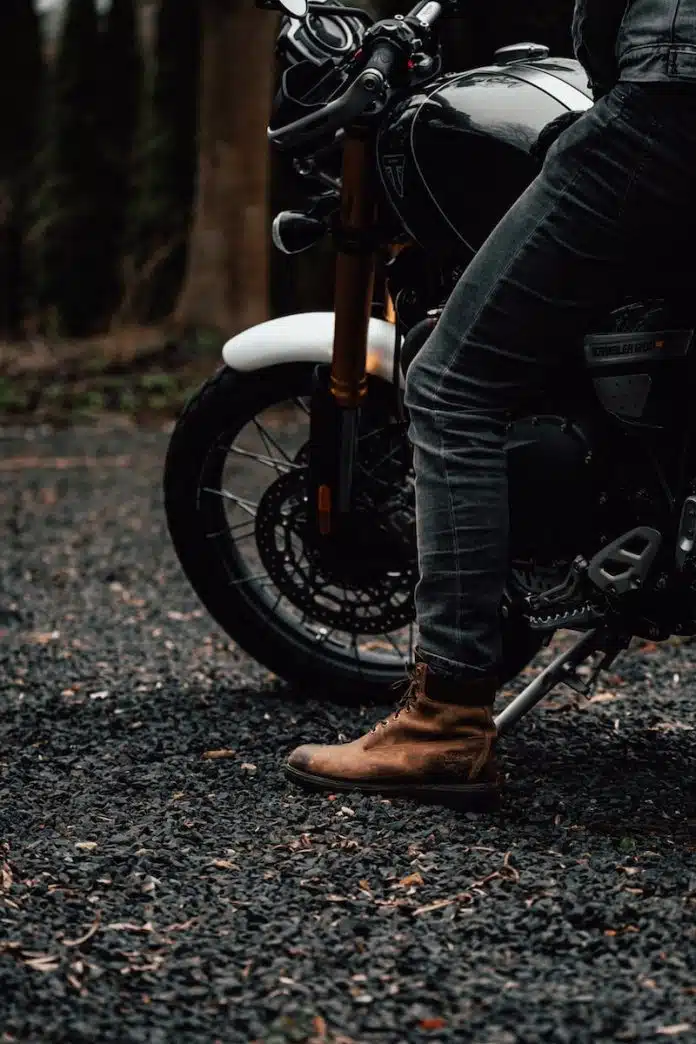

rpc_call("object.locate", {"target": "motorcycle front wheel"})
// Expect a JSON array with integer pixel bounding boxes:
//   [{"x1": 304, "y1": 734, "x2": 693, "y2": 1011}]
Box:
[{"x1": 164, "y1": 362, "x2": 543, "y2": 700}]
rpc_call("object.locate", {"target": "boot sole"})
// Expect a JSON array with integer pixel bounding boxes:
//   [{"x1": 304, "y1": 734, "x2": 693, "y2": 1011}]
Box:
[{"x1": 284, "y1": 764, "x2": 500, "y2": 810}]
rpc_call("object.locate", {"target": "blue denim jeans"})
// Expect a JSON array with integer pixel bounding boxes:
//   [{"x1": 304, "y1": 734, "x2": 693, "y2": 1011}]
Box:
[{"x1": 403, "y1": 82, "x2": 696, "y2": 681}]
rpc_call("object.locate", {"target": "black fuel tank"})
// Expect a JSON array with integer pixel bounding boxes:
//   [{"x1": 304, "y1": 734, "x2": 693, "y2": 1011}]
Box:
[{"x1": 376, "y1": 56, "x2": 592, "y2": 258}]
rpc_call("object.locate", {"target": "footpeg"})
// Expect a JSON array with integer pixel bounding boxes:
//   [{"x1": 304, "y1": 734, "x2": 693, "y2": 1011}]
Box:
[
  {"x1": 676, "y1": 495, "x2": 696, "y2": 571},
  {"x1": 587, "y1": 526, "x2": 662, "y2": 596},
  {"x1": 527, "y1": 600, "x2": 605, "y2": 632}
]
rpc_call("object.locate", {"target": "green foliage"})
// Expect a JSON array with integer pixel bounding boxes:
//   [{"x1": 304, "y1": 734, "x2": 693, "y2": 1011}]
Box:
[{"x1": 0, "y1": 0, "x2": 44, "y2": 337}]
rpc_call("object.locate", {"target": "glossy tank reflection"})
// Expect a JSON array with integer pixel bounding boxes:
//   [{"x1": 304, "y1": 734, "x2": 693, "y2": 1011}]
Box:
[{"x1": 376, "y1": 58, "x2": 593, "y2": 257}]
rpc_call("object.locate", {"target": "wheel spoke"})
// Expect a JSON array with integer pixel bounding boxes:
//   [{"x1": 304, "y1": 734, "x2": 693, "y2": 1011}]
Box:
[
  {"x1": 203, "y1": 487, "x2": 257, "y2": 517},
  {"x1": 228, "y1": 571, "x2": 272, "y2": 587},
  {"x1": 253, "y1": 419, "x2": 295, "y2": 465},
  {"x1": 229, "y1": 446, "x2": 302, "y2": 472},
  {"x1": 292, "y1": 397, "x2": 310, "y2": 417},
  {"x1": 381, "y1": 631, "x2": 407, "y2": 663},
  {"x1": 195, "y1": 390, "x2": 416, "y2": 673}
]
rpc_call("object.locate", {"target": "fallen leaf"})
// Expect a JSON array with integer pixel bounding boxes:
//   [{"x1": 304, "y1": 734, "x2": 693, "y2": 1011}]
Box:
[
  {"x1": 656, "y1": 1026, "x2": 692, "y2": 1037},
  {"x1": 419, "y1": 1017, "x2": 447, "y2": 1031},
  {"x1": 29, "y1": 631, "x2": 60, "y2": 645},
  {"x1": 587, "y1": 691, "x2": 618, "y2": 704},
  {"x1": 24, "y1": 954, "x2": 60, "y2": 972},
  {"x1": 62, "y1": 914, "x2": 101, "y2": 948},
  {"x1": 604, "y1": 925, "x2": 640, "y2": 937},
  {"x1": 75, "y1": 842, "x2": 98, "y2": 852},
  {"x1": 649, "y1": 722, "x2": 694, "y2": 734},
  {"x1": 397, "y1": 872, "x2": 425, "y2": 888},
  {"x1": 202, "y1": 749, "x2": 236, "y2": 760},
  {"x1": 1, "y1": 862, "x2": 12, "y2": 892},
  {"x1": 240, "y1": 762, "x2": 257, "y2": 774},
  {"x1": 310, "y1": 1015, "x2": 328, "y2": 1042},
  {"x1": 163, "y1": 919, "x2": 197, "y2": 932},
  {"x1": 357, "y1": 879, "x2": 371, "y2": 893},
  {"x1": 413, "y1": 898, "x2": 457, "y2": 916},
  {"x1": 210, "y1": 860, "x2": 238, "y2": 871}
]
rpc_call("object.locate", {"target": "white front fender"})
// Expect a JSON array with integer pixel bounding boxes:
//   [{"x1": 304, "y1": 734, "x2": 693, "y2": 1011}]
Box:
[{"x1": 221, "y1": 312, "x2": 398, "y2": 384}]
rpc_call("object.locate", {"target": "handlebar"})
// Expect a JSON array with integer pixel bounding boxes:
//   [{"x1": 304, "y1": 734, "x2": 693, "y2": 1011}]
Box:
[
  {"x1": 268, "y1": 41, "x2": 400, "y2": 150},
  {"x1": 268, "y1": 1, "x2": 442, "y2": 150}
]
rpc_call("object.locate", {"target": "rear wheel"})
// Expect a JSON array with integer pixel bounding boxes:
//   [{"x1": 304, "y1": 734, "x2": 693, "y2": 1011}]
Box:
[{"x1": 164, "y1": 363, "x2": 543, "y2": 700}]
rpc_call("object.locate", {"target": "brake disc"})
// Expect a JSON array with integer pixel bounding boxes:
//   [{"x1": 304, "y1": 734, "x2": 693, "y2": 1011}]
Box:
[{"x1": 255, "y1": 463, "x2": 416, "y2": 635}]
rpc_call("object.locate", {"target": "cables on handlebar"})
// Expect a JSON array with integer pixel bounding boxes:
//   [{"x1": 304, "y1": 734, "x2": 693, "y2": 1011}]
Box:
[{"x1": 268, "y1": 1, "x2": 443, "y2": 150}]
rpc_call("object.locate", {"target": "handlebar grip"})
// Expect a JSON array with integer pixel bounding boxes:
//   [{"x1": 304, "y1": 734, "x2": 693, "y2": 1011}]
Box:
[
  {"x1": 364, "y1": 41, "x2": 400, "y2": 79},
  {"x1": 269, "y1": 40, "x2": 398, "y2": 150}
]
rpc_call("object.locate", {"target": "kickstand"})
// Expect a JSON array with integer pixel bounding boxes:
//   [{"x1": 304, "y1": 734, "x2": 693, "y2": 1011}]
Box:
[{"x1": 494, "y1": 627, "x2": 627, "y2": 737}]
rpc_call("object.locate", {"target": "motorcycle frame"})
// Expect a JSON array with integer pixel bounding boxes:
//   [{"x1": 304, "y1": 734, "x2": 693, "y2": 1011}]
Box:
[{"x1": 221, "y1": 34, "x2": 696, "y2": 730}]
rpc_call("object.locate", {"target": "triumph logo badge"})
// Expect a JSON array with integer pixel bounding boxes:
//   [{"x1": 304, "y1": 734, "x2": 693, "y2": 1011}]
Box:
[{"x1": 382, "y1": 154, "x2": 406, "y2": 199}]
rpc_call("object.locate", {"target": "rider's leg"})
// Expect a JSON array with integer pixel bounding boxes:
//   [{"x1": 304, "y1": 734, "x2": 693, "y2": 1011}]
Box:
[
  {"x1": 285, "y1": 84, "x2": 696, "y2": 804},
  {"x1": 405, "y1": 82, "x2": 696, "y2": 684}
]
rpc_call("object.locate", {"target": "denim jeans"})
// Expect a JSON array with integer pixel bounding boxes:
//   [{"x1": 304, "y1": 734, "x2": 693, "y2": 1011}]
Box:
[{"x1": 403, "y1": 82, "x2": 696, "y2": 681}]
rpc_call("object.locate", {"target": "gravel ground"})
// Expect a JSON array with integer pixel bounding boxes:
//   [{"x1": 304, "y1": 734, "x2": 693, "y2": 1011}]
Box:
[{"x1": 1, "y1": 424, "x2": 695, "y2": 1044}]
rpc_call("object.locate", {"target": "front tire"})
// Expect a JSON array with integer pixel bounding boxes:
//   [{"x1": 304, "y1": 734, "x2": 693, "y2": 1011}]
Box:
[{"x1": 164, "y1": 363, "x2": 543, "y2": 700}]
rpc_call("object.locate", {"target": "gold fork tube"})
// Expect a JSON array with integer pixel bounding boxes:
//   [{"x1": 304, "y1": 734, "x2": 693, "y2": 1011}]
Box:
[{"x1": 330, "y1": 135, "x2": 377, "y2": 409}]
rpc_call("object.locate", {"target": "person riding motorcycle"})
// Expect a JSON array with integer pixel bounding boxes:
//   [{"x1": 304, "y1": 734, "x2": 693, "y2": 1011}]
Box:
[{"x1": 285, "y1": 0, "x2": 696, "y2": 807}]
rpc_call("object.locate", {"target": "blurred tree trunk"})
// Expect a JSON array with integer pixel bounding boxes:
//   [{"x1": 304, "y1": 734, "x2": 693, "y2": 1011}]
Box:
[
  {"x1": 127, "y1": 0, "x2": 201, "y2": 322},
  {"x1": 42, "y1": 0, "x2": 105, "y2": 337},
  {"x1": 99, "y1": 0, "x2": 144, "y2": 319},
  {"x1": 0, "y1": 0, "x2": 44, "y2": 339},
  {"x1": 175, "y1": 0, "x2": 278, "y2": 335}
]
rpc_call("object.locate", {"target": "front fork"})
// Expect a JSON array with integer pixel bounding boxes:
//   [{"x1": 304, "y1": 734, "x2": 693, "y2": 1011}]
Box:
[{"x1": 309, "y1": 133, "x2": 378, "y2": 537}]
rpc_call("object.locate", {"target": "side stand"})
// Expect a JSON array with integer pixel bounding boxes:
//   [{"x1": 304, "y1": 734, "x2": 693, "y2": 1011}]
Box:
[{"x1": 494, "y1": 627, "x2": 627, "y2": 737}]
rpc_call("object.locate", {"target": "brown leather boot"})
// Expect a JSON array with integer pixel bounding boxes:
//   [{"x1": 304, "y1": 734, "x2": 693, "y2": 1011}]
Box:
[{"x1": 285, "y1": 663, "x2": 500, "y2": 808}]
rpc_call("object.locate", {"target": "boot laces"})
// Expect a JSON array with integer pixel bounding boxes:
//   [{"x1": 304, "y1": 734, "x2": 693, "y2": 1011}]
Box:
[{"x1": 372, "y1": 662, "x2": 427, "y2": 732}]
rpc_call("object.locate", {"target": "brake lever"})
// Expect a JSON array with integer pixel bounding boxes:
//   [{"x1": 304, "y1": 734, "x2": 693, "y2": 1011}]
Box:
[{"x1": 268, "y1": 68, "x2": 387, "y2": 150}]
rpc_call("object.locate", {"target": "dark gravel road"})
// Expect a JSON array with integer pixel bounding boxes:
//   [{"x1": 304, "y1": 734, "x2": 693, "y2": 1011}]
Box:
[{"x1": 1, "y1": 424, "x2": 695, "y2": 1044}]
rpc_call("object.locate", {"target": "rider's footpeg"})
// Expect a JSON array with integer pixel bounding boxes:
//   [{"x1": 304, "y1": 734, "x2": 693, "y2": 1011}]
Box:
[
  {"x1": 527, "y1": 600, "x2": 606, "y2": 632},
  {"x1": 587, "y1": 526, "x2": 662, "y2": 596},
  {"x1": 675, "y1": 495, "x2": 696, "y2": 571}
]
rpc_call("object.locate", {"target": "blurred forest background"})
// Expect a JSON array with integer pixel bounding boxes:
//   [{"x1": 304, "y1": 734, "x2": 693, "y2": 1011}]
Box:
[{"x1": 0, "y1": 0, "x2": 574, "y2": 422}]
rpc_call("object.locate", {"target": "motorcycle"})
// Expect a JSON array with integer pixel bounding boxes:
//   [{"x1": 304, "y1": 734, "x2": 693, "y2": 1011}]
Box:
[{"x1": 164, "y1": 0, "x2": 696, "y2": 733}]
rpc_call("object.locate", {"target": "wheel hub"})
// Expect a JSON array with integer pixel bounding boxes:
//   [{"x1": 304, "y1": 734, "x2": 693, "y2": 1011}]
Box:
[{"x1": 255, "y1": 428, "x2": 417, "y2": 634}]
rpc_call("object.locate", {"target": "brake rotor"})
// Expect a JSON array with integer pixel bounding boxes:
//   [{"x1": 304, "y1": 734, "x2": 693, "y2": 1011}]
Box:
[{"x1": 254, "y1": 432, "x2": 416, "y2": 635}]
